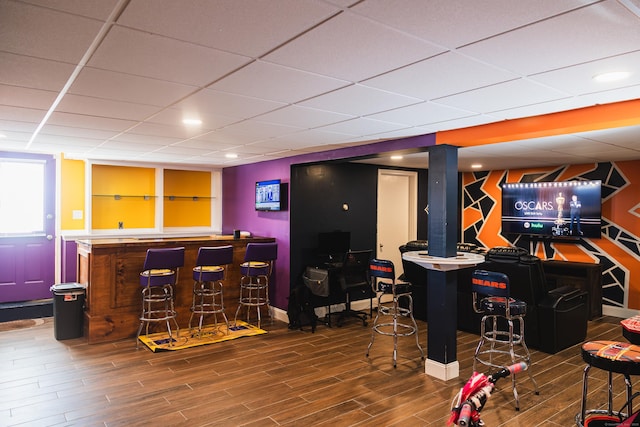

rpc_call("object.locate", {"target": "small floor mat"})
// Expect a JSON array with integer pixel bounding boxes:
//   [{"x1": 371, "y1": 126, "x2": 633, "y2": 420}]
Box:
[{"x1": 138, "y1": 320, "x2": 267, "y2": 352}]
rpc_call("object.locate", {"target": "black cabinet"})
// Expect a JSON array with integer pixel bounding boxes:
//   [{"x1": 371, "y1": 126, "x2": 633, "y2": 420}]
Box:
[{"x1": 542, "y1": 260, "x2": 603, "y2": 320}]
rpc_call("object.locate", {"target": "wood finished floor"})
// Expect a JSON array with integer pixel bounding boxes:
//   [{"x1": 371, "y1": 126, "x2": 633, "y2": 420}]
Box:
[{"x1": 0, "y1": 314, "x2": 628, "y2": 426}]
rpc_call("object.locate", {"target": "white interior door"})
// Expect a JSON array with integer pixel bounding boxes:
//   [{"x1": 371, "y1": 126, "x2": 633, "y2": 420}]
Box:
[{"x1": 376, "y1": 169, "x2": 417, "y2": 278}]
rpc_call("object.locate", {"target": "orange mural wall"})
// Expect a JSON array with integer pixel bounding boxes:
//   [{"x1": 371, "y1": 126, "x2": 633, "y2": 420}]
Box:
[{"x1": 461, "y1": 160, "x2": 640, "y2": 314}]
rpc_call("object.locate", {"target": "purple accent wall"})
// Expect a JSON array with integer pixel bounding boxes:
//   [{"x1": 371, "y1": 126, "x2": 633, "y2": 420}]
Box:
[
  {"x1": 61, "y1": 238, "x2": 78, "y2": 283},
  {"x1": 222, "y1": 133, "x2": 436, "y2": 310}
]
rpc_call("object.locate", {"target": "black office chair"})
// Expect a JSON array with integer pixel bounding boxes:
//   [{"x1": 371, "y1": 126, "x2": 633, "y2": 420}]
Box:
[{"x1": 336, "y1": 249, "x2": 374, "y2": 327}]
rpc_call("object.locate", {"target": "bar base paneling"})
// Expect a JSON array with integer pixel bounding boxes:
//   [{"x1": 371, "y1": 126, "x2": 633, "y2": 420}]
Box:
[{"x1": 77, "y1": 235, "x2": 275, "y2": 344}]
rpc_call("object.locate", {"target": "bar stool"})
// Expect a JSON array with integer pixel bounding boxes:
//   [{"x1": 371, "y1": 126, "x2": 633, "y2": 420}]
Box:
[
  {"x1": 366, "y1": 258, "x2": 424, "y2": 368},
  {"x1": 234, "y1": 242, "x2": 278, "y2": 328},
  {"x1": 189, "y1": 245, "x2": 233, "y2": 337},
  {"x1": 577, "y1": 340, "x2": 640, "y2": 426},
  {"x1": 471, "y1": 269, "x2": 539, "y2": 410},
  {"x1": 136, "y1": 247, "x2": 185, "y2": 348}
]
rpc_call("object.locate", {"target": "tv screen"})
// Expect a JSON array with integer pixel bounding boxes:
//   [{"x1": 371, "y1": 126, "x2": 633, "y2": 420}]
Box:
[
  {"x1": 501, "y1": 180, "x2": 601, "y2": 238},
  {"x1": 255, "y1": 179, "x2": 282, "y2": 211}
]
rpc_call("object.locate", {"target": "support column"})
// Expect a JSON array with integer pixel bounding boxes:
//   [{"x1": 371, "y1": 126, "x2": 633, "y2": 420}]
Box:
[{"x1": 425, "y1": 144, "x2": 459, "y2": 380}]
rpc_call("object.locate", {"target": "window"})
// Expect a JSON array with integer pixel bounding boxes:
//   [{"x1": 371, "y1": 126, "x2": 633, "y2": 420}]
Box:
[{"x1": 0, "y1": 159, "x2": 45, "y2": 235}]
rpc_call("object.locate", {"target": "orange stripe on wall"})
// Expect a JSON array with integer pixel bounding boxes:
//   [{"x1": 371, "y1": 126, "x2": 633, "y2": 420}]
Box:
[
  {"x1": 436, "y1": 99, "x2": 640, "y2": 147},
  {"x1": 606, "y1": 160, "x2": 640, "y2": 235}
]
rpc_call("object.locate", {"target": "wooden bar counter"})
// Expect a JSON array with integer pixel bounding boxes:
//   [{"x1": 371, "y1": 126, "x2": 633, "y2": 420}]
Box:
[{"x1": 76, "y1": 235, "x2": 275, "y2": 344}]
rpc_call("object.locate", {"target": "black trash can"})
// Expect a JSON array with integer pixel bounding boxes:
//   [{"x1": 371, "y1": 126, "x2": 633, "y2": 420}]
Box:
[{"x1": 50, "y1": 283, "x2": 86, "y2": 340}]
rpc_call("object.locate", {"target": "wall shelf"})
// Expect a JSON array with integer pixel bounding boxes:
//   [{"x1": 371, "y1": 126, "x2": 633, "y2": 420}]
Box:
[
  {"x1": 92, "y1": 195, "x2": 156, "y2": 200},
  {"x1": 164, "y1": 196, "x2": 212, "y2": 201}
]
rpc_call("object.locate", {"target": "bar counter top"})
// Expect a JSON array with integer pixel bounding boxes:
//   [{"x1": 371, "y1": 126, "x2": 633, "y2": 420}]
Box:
[{"x1": 76, "y1": 234, "x2": 275, "y2": 344}]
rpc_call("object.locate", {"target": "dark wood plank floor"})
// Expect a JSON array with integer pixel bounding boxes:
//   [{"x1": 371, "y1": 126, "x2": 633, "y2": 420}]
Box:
[{"x1": 0, "y1": 314, "x2": 629, "y2": 426}]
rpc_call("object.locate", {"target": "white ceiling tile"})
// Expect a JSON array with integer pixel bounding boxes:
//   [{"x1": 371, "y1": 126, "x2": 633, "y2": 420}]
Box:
[
  {"x1": 352, "y1": 0, "x2": 600, "y2": 48},
  {"x1": 265, "y1": 12, "x2": 445, "y2": 82},
  {"x1": 577, "y1": 125, "x2": 640, "y2": 148},
  {"x1": 0, "y1": 85, "x2": 57, "y2": 110},
  {"x1": 0, "y1": 1, "x2": 105, "y2": 62},
  {"x1": 69, "y1": 68, "x2": 197, "y2": 107},
  {"x1": 126, "y1": 122, "x2": 209, "y2": 140},
  {"x1": 0, "y1": 105, "x2": 47, "y2": 124},
  {"x1": 299, "y1": 85, "x2": 422, "y2": 116},
  {"x1": 487, "y1": 97, "x2": 596, "y2": 121},
  {"x1": 0, "y1": 120, "x2": 38, "y2": 134},
  {"x1": 362, "y1": 52, "x2": 519, "y2": 100},
  {"x1": 267, "y1": 129, "x2": 355, "y2": 149},
  {"x1": 93, "y1": 140, "x2": 167, "y2": 152},
  {"x1": 530, "y1": 51, "x2": 640, "y2": 95},
  {"x1": 217, "y1": 121, "x2": 304, "y2": 139},
  {"x1": 88, "y1": 26, "x2": 252, "y2": 87},
  {"x1": 210, "y1": 61, "x2": 350, "y2": 103},
  {"x1": 56, "y1": 95, "x2": 161, "y2": 122},
  {"x1": 155, "y1": 145, "x2": 215, "y2": 156},
  {"x1": 47, "y1": 112, "x2": 137, "y2": 132},
  {"x1": 575, "y1": 84, "x2": 640, "y2": 106},
  {"x1": 315, "y1": 117, "x2": 409, "y2": 136},
  {"x1": 174, "y1": 89, "x2": 286, "y2": 121},
  {"x1": 29, "y1": 134, "x2": 103, "y2": 149},
  {"x1": 0, "y1": 52, "x2": 75, "y2": 91},
  {"x1": 118, "y1": 0, "x2": 339, "y2": 57},
  {"x1": 459, "y1": 1, "x2": 640, "y2": 75},
  {"x1": 110, "y1": 133, "x2": 183, "y2": 146},
  {"x1": 434, "y1": 79, "x2": 571, "y2": 113},
  {"x1": 39, "y1": 125, "x2": 119, "y2": 141},
  {"x1": 20, "y1": 0, "x2": 121, "y2": 20},
  {"x1": 254, "y1": 105, "x2": 353, "y2": 129},
  {"x1": 172, "y1": 138, "x2": 239, "y2": 151},
  {"x1": 145, "y1": 107, "x2": 238, "y2": 131},
  {"x1": 366, "y1": 101, "x2": 477, "y2": 127}
]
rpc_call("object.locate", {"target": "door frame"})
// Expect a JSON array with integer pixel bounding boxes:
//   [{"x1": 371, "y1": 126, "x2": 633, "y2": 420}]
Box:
[{"x1": 376, "y1": 169, "x2": 418, "y2": 275}]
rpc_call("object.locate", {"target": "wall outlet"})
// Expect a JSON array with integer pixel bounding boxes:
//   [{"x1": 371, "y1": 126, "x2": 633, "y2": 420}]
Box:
[{"x1": 72, "y1": 210, "x2": 83, "y2": 220}]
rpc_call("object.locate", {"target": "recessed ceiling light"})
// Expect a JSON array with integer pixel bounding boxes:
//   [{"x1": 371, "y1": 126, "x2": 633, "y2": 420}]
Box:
[
  {"x1": 592, "y1": 71, "x2": 631, "y2": 82},
  {"x1": 225, "y1": 153, "x2": 238, "y2": 159},
  {"x1": 471, "y1": 164, "x2": 482, "y2": 169},
  {"x1": 390, "y1": 155, "x2": 403, "y2": 160},
  {"x1": 182, "y1": 118, "x2": 202, "y2": 126}
]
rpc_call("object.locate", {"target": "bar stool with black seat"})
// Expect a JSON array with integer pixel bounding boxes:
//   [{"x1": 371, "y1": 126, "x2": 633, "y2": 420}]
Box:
[
  {"x1": 189, "y1": 245, "x2": 233, "y2": 337},
  {"x1": 577, "y1": 340, "x2": 640, "y2": 426},
  {"x1": 366, "y1": 258, "x2": 424, "y2": 368},
  {"x1": 471, "y1": 269, "x2": 539, "y2": 410},
  {"x1": 136, "y1": 247, "x2": 185, "y2": 349},
  {"x1": 234, "y1": 242, "x2": 278, "y2": 328}
]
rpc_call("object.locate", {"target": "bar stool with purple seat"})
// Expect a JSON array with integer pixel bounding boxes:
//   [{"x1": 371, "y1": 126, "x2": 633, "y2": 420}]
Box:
[
  {"x1": 234, "y1": 242, "x2": 278, "y2": 328},
  {"x1": 136, "y1": 247, "x2": 185, "y2": 348},
  {"x1": 189, "y1": 245, "x2": 233, "y2": 337}
]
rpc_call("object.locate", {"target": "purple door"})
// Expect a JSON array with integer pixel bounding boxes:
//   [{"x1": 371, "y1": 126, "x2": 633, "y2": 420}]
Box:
[{"x1": 0, "y1": 152, "x2": 56, "y2": 303}]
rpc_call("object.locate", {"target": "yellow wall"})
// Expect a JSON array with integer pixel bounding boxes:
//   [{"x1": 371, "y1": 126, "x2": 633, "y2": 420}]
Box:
[
  {"x1": 60, "y1": 162, "x2": 215, "y2": 231},
  {"x1": 163, "y1": 169, "x2": 211, "y2": 227},
  {"x1": 91, "y1": 165, "x2": 156, "y2": 229},
  {"x1": 60, "y1": 157, "x2": 85, "y2": 230}
]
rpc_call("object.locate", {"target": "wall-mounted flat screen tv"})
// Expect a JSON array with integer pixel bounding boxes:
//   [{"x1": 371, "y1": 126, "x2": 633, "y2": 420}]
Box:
[
  {"x1": 255, "y1": 179, "x2": 283, "y2": 211},
  {"x1": 501, "y1": 180, "x2": 602, "y2": 238}
]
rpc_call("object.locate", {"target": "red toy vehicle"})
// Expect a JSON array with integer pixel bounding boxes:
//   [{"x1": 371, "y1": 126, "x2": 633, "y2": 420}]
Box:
[{"x1": 448, "y1": 362, "x2": 528, "y2": 427}]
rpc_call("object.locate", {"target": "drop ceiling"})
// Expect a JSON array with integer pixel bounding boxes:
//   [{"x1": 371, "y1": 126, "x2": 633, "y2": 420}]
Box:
[{"x1": 1, "y1": 0, "x2": 640, "y2": 171}]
